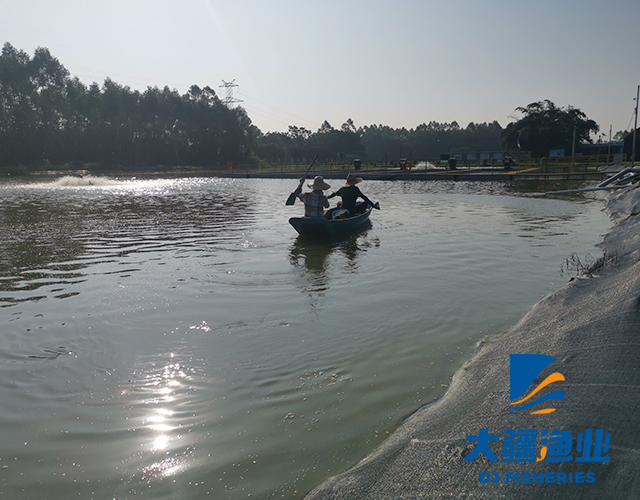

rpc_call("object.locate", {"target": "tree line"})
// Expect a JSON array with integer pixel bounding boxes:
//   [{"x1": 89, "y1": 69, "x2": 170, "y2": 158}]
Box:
[
  {"x1": 0, "y1": 43, "x2": 259, "y2": 168},
  {"x1": 1, "y1": 43, "x2": 611, "y2": 170},
  {"x1": 257, "y1": 119, "x2": 504, "y2": 163}
]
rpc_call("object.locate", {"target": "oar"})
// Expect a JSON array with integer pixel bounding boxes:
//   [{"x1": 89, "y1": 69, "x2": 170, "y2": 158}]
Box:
[{"x1": 285, "y1": 156, "x2": 318, "y2": 205}]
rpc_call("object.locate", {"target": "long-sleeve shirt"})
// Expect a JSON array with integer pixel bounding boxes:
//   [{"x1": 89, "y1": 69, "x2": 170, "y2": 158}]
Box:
[
  {"x1": 330, "y1": 185, "x2": 373, "y2": 212},
  {"x1": 295, "y1": 186, "x2": 329, "y2": 218}
]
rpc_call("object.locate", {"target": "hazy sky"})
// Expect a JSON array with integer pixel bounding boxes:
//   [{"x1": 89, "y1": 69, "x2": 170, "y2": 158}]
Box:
[{"x1": 2, "y1": 0, "x2": 639, "y2": 137}]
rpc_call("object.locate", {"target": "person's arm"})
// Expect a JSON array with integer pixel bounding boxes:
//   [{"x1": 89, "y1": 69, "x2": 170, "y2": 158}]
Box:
[
  {"x1": 356, "y1": 187, "x2": 378, "y2": 208},
  {"x1": 294, "y1": 178, "x2": 304, "y2": 198}
]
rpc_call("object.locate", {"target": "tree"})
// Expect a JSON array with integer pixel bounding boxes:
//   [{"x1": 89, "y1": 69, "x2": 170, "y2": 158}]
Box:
[
  {"x1": 317, "y1": 120, "x2": 334, "y2": 134},
  {"x1": 287, "y1": 125, "x2": 312, "y2": 146},
  {"x1": 0, "y1": 43, "x2": 260, "y2": 168},
  {"x1": 613, "y1": 130, "x2": 630, "y2": 142},
  {"x1": 500, "y1": 100, "x2": 598, "y2": 158},
  {"x1": 341, "y1": 118, "x2": 356, "y2": 133},
  {"x1": 255, "y1": 131, "x2": 294, "y2": 161}
]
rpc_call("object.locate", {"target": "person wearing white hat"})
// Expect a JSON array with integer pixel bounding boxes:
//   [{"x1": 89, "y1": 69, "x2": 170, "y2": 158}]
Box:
[
  {"x1": 293, "y1": 175, "x2": 331, "y2": 218},
  {"x1": 327, "y1": 174, "x2": 380, "y2": 215}
]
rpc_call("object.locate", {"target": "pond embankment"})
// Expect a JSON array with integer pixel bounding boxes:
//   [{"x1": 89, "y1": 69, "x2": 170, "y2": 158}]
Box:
[{"x1": 305, "y1": 186, "x2": 640, "y2": 499}]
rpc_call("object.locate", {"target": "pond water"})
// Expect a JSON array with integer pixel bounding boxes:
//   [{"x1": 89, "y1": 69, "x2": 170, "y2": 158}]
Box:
[{"x1": 0, "y1": 175, "x2": 611, "y2": 499}]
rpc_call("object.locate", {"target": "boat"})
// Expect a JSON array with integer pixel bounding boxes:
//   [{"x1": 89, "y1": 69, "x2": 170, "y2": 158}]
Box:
[{"x1": 289, "y1": 205, "x2": 373, "y2": 238}]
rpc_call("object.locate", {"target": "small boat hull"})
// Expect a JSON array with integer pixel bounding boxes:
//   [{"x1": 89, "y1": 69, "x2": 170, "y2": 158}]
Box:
[{"x1": 289, "y1": 206, "x2": 373, "y2": 238}]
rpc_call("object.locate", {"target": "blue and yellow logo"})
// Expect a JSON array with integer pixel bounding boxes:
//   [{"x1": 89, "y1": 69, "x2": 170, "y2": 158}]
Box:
[{"x1": 510, "y1": 354, "x2": 565, "y2": 415}]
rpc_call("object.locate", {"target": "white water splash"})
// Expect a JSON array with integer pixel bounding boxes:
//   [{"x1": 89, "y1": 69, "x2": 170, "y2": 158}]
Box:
[{"x1": 50, "y1": 175, "x2": 120, "y2": 188}]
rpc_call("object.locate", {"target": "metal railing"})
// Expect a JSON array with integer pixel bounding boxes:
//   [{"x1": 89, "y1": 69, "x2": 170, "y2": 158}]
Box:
[{"x1": 220, "y1": 154, "x2": 629, "y2": 181}]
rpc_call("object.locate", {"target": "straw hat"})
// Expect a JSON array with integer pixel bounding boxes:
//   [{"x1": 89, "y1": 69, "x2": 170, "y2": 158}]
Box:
[
  {"x1": 344, "y1": 173, "x2": 363, "y2": 187},
  {"x1": 308, "y1": 176, "x2": 331, "y2": 191}
]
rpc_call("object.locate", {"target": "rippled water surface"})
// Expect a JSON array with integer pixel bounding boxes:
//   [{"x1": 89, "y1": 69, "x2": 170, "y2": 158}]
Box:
[{"x1": 0, "y1": 175, "x2": 611, "y2": 499}]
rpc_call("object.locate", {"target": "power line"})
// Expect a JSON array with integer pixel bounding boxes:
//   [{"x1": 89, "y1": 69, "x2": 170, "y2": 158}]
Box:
[{"x1": 238, "y1": 89, "x2": 319, "y2": 129}]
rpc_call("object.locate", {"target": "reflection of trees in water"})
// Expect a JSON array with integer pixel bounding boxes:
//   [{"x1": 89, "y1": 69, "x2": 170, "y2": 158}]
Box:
[{"x1": 288, "y1": 225, "x2": 380, "y2": 313}]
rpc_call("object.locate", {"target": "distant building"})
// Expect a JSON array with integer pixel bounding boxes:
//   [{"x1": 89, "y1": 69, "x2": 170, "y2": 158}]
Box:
[
  {"x1": 580, "y1": 142, "x2": 624, "y2": 157},
  {"x1": 440, "y1": 151, "x2": 531, "y2": 162},
  {"x1": 549, "y1": 149, "x2": 565, "y2": 157}
]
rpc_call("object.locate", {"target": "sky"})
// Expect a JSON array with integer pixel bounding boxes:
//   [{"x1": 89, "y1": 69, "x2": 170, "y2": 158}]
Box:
[{"x1": 1, "y1": 0, "x2": 639, "y2": 138}]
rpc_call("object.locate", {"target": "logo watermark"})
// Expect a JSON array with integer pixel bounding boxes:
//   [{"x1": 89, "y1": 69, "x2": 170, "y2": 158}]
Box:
[
  {"x1": 464, "y1": 354, "x2": 610, "y2": 485},
  {"x1": 509, "y1": 354, "x2": 564, "y2": 414}
]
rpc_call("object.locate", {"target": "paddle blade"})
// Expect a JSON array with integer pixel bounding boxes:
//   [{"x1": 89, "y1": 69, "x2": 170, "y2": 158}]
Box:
[{"x1": 285, "y1": 192, "x2": 297, "y2": 205}]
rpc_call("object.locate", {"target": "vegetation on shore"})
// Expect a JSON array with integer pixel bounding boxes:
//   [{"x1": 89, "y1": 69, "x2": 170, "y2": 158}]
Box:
[
  {"x1": 0, "y1": 43, "x2": 257, "y2": 171},
  {"x1": 0, "y1": 43, "x2": 626, "y2": 175}
]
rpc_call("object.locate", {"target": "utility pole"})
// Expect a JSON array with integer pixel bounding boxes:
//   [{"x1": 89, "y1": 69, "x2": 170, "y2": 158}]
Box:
[
  {"x1": 607, "y1": 124, "x2": 612, "y2": 164},
  {"x1": 571, "y1": 124, "x2": 576, "y2": 168},
  {"x1": 219, "y1": 79, "x2": 243, "y2": 107},
  {"x1": 632, "y1": 85, "x2": 639, "y2": 168}
]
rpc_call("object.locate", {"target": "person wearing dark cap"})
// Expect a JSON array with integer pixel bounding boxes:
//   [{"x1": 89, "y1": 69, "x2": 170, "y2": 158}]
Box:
[
  {"x1": 293, "y1": 175, "x2": 331, "y2": 218},
  {"x1": 327, "y1": 174, "x2": 380, "y2": 215}
]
